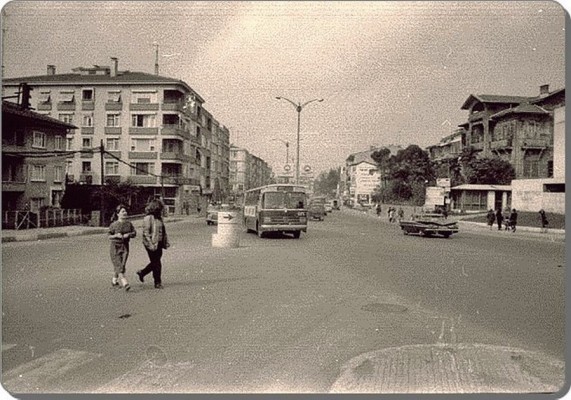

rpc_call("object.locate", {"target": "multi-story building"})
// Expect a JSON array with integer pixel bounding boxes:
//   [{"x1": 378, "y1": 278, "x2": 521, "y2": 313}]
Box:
[
  {"x1": 229, "y1": 145, "x2": 273, "y2": 204},
  {"x1": 426, "y1": 128, "x2": 465, "y2": 179},
  {"x1": 459, "y1": 85, "x2": 560, "y2": 179},
  {"x1": 343, "y1": 145, "x2": 402, "y2": 205},
  {"x1": 2, "y1": 100, "x2": 77, "y2": 211},
  {"x1": 2, "y1": 59, "x2": 230, "y2": 215}
]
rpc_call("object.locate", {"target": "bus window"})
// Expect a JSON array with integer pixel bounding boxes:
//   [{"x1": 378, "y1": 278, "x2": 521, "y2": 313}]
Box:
[
  {"x1": 288, "y1": 192, "x2": 305, "y2": 209},
  {"x1": 263, "y1": 192, "x2": 286, "y2": 209}
]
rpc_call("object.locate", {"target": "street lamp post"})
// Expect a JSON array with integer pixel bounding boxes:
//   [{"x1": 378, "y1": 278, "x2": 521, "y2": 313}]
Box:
[
  {"x1": 272, "y1": 138, "x2": 290, "y2": 165},
  {"x1": 275, "y1": 97, "x2": 323, "y2": 184}
]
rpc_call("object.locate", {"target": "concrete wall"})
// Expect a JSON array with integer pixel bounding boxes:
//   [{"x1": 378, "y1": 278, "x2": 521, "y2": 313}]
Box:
[
  {"x1": 553, "y1": 106, "x2": 565, "y2": 178},
  {"x1": 511, "y1": 178, "x2": 565, "y2": 214}
]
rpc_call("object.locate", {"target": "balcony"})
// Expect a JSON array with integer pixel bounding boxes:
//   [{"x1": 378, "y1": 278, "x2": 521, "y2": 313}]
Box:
[
  {"x1": 2, "y1": 181, "x2": 26, "y2": 192},
  {"x1": 104, "y1": 127, "x2": 122, "y2": 135},
  {"x1": 162, "y1": 175, "x2": 192, "y2": 185},
  {"x1": 128, "y1": 151, "x2": 158, "y2": 160},
  {"x1": 129, "y1": 103, "x2": 159, "y2": 111},
  {"x1": 468, "y1": 111, "x2": 486, "y2": 122},
  {"x1": 80, "y1": 150, "x2": 94, "y2": 159},
  {"x1": 161, "y1": 125, "x2": 191, "y2": 140},
  {"x1": 37, "y1": 102, "x2": 52, "y2": 111},
  {"x1": 490, "y1": 139, "x2": 513, "y2": 149},
  {"x1": 103, "y1": 151, "x2": 121, "y2": 159},
  {"x1": 81, "y1": 127, "x2": 94, "y2": 135},
  {"x1": 56, "y1": 102, "x2": 76, "y2": 111},
  {"x1": 81, "y1": 101, "x2": 95, "y2": 111},
  {"x1": 129, "y1": 127, "x2": 158, "y2": 135},
  {"x1": 105, "y1": 102, "x2": 123, "y2": 111},
  {"x1": 522, "y1": 138, "x2": 549, "y2": 148},
  {"x1": 160, "y1": 152, "x2": 190, "y2": 162},
  {"x1": 127, "y1": 175, "x2": 157, "y2": 185},
  {"x1": 161, "y1": 101, "x2": 185, "y2": 112}
]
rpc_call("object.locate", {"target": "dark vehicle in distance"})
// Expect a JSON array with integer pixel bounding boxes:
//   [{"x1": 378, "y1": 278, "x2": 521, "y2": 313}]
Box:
[
  {"x1": 399, "y1": 213, "x2": 459, "y2": 238},
  {"x1": 309, "y1": 198, "x2": 326, "y2": 221}
]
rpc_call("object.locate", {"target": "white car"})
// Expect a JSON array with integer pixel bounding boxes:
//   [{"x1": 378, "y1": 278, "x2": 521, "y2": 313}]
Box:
[{"x1": 324, "y1": 202, "x2": 333, "y2": 213}]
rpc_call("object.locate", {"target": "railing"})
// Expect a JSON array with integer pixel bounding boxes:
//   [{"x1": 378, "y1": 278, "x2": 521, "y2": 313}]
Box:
[{"x1": 2, "y1": 209, "x2": 86, "y2": 230}]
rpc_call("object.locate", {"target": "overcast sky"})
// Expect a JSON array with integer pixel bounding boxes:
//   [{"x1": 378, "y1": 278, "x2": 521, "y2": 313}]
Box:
[{"x1": 2, "y1": 1, "x2": 566, "y2": 176}]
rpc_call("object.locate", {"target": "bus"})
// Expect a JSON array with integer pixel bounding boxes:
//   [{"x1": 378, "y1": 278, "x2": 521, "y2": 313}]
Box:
[{"x1": 243, "y1": 184, "x2": 308, "y2": 238}]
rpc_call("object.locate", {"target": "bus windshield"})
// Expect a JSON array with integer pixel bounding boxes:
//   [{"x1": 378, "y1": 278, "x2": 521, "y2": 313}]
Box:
[{"x1": 263, "y1": 192, "x2": 306, "y2": 209}]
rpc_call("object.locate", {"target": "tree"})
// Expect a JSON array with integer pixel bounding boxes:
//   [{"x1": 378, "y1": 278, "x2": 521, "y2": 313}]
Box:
[
  {"x1": 390, "y1": 145, "x2": 434, "y2": 184},
  {"x1": 313, "y1": 168, "x2": 340, "y2": 196},
  {"x1": 465, "y1": 157, "x2": 515, "y2": 184}
]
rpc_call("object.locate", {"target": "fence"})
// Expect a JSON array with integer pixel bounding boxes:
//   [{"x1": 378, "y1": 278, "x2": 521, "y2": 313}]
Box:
[{"x1": 2, "y1": 209, "x2": 86, "y2": 230}]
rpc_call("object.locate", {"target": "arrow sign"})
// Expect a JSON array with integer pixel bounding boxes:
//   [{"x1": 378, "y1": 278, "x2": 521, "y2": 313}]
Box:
[{"x1": 222, "y1": 214, "x2": 234, "y2": 220}]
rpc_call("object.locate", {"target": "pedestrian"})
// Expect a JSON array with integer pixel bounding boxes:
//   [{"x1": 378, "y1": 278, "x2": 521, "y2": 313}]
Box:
[
  {"x1": 495, "y1": 208, "x2": 503, "y2": 231},
  {"x1": 442, "y1": 207, "x2": 448, "y2": 219},
  {"x1": 136, "y1": 199, "x2": 170, "y2": 289},
  {"x1": 376, "y1": 203, "x2": 382, "y2": 217},
  {"x1": 397, "y1": 207, "x2": 404, "y2": 222},
  {"x1": 509, "y1": 208, "x2": 518, "y2": 232},
  {"x1": 388, "y1": 207, "x2": 396, "y2": 223},
  {"x1": 108, "y1": 204, "x2": 136, "y2": 291},
  {"x1": 539, "y1": 209, "x2": 549, "y2": 233},
  {"x1": 486, "y1": 209, "x2": 495, "y2": 230}
]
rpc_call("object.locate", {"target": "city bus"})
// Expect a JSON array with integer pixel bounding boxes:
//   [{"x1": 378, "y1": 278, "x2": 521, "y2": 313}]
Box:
[{"x1": 243, "y1": 184, "x2": 308, "y2": 238}]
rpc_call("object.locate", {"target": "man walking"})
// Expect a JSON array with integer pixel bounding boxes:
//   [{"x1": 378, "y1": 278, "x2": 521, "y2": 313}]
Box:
[{"x1": 495, "y1": 208, "x2": 503, "y2": 231}]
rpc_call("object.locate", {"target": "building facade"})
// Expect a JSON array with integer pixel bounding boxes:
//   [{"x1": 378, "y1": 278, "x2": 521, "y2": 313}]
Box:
[
  {"x1": 2, "y1": 59, "x2": 231, "y2": 215},
  {"x1": 229, "y1": 145, "x2": 273, "y2": 204},
  {"x1": 2, "y1": 100, "x2": 77, "y2": 211}
]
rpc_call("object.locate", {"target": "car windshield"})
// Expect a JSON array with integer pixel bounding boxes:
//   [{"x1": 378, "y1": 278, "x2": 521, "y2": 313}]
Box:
[{"x1": 263, "y1": 192, "x2": 305, "y2": 209}]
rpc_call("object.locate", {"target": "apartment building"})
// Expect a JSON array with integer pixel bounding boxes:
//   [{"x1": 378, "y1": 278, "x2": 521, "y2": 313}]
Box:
[
  {"x1": 343, "y1": 145, "x2": 402, "y2": 205},
  {"x1": 229, "y1": 145, "x2": 273, "y2": 203},
  {"x1": 2, "y1": 59, "x2": 230, "y2": 214},
  {"x1": 2, "y1": 100, "x2": 77, "y2": 211},
  {"x1": 426, "y1": 128, "x2": 465, "y2": 179}
]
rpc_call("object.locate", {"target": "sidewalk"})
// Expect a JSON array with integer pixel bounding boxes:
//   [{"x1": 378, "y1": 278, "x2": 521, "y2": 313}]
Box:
[
  {"x1": 1, "y1": 214, "x2": 203, "y2": 243},
  {"x1": 341, "y1": 206, "x2": 565, "y2": 241}
]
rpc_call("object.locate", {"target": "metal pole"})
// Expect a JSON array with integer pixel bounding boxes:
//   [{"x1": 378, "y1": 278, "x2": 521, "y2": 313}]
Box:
[
  {"x1": 100, "y1": 140, "x2": 105, "y2": 226},
  {"x1": 296, "y1": 107, "x2": 301, "y2": 184}
]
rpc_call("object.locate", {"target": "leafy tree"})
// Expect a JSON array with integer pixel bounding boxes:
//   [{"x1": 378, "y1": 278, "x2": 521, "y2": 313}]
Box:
[
  {"x1": 313, "y1": 168, "x2": 340, "y2": 196},
  {"x1": 390, "y1": 145, "x2": 434, "y2": 184},
  {"x1": 465, "y1": 157, "x2": 515, "y2": 184}
]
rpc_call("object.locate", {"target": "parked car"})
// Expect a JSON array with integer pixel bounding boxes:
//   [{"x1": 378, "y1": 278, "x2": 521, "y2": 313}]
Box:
[
  {"x1": 399, "y1": 213, "x2": 458, "y2": 238},
  {"x1": 206, "y1": 203, "x2": 232, "y2": 225},
  {"x1": 324, "y1": 201, "x2": 333, "y2": 213}
]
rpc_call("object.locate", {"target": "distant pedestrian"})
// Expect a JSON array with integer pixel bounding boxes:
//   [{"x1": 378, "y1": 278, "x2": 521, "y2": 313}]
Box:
[
  {"x1": 495, "y1": 208, "x2": 503, "y2": 231},
  {"x1": 137, "y1": 199, "x2": 170, "y2": 289},
  {"x1": 486, "y1": 209, "x2": 495, "y2": 230},
  {"x1": 388, "y1": 207, "x2": 396, "y2": 223},
  {"x1": 108, "y1": 204, "x2": 136, "y2": 291},
  {"x1": 509, "y1": 208, "x2": 518, "y2": 232},
  {"x1": 397, "y1": 207, "x2": 404, "y2": 222},
  {"x1": 539, "y1": 209, "x2": 549, "y2": 233},
  {"x1": 376, "y1": 203, "x2": 382, "y2": 217}
]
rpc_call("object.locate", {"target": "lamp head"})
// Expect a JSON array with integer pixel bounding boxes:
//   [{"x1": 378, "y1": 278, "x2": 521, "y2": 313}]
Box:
[{"x1": 275, "y1": 96, "x2": 281, "y2": 100}]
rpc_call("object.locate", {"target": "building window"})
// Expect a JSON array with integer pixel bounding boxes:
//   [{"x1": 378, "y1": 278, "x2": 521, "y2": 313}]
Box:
[
  {"x1": 130, "y1": 138, "x2": 155, "y2": 152},
  {"x1": 131, "y1": 163, "x2": 155, "y2": 175},
  {"x1": 51, "y1": 190, "x2": 63, "y2": 207},
  {"x1": 31, "y1": 198, "x2": 46, "y2": 212},
  {"x1": 544, "y1": 183, "x2": 565, "y2": 193},
  {"x1": 106, "y1": 138, "x2": 120, "y2": 151},
  {"x1": 59, "y1": 113, "x2": 74, "y2": 124},
  {"x1": 107, "y1": 90, "x2": 121, "y2": 103},
  {"x1": 106, "y1": 113, "x2": 121, "y2": 127},
  {"x1": 82, "y1": 89, "x2": 94, "y2": 101},
  {"x1": 55, "y1": 135, "x2": 64, "y2": 150},
  {"x1": 82, "y1": 113, "x2": 94, "y2": 127},
  {"x1": 105, "y1": 161, "x2": 119, "y2": 175},
  {"x1": 54, "y1": 165, "x2": 63, "y2": 182},
  {"x1": 131, "y1": 91, "x2": 157, "y2": 104},
  {"x1": 82, "y1": 137, "x2": 93, "y2": 149},
  {"x1": 66, "y1": 137, "x2": 74, "y2": 150},
  {"x1": 31, "y1": 165, "x2": 46, "y2": 181},
  {"x1": 66, "y1": 160, "x2": 73, "y2": 174},
  {"x1": 82, "y1": 162, "x2": 92, "y2": 173},
  {"x1": 523, "y1": 160, "x2": 540, "y2": 178},
  {"x1": 547, "y1": 161, "x2": 554, "y2": 178},
  {"x1": 131, "y1": 114, "x2": 156, "y2": 127},
  {"x1": 58, "y1": 91, "x2": 75, "y2": 103},
  {"x1": 38, "y1": 90, "x2": 51, "y2": 103},
  {"x1": 32, "y1": 131, "x2": 46, "y2": 148}
]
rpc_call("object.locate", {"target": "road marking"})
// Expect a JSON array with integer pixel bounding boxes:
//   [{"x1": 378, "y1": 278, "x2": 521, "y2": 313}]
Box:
[{"x1": 3, "y1": 348, "x2": 101, "y2": 393}]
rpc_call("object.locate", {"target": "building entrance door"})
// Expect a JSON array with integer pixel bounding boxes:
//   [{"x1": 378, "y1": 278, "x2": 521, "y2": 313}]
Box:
[{"x1": 494, "y1": 191, "x2": 503, "y2": 211}]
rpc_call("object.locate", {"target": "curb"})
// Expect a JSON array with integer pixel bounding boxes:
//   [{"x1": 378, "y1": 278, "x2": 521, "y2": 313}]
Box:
[{"x1": 1, "y1": 218, "x2": 187, "y2": 243}]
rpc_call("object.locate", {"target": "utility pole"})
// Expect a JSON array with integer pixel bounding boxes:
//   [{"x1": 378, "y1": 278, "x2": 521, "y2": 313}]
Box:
[
  {"x1": 154, "y1": 43, "x2": 159, "y2": 75},
  {"x1": 100, "y1": 140, "x2": 105, "y2": 226}
]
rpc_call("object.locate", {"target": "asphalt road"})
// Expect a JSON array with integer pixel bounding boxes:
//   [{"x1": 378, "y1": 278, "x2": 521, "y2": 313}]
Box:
[{"x1": 1, "y1": 211, "x2": 565, "y2": 394}]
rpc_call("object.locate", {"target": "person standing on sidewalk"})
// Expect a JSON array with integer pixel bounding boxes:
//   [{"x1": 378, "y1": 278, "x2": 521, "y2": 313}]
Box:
[
  {"x1": 375, "y1": 203, "x2": 382, "y2": 218},
  {"x1": 137, "y1": 199, "x2": 170, "y2": 289},
  {"x1": 486, "y1": 209, "x2": 495, "y2": 230},
  {"x1": 509, "y1": 208, "x2": 518, "y2": 232},
  {"x1": 108, "y1": 204, "x2": 136, "y2": 291},
  {"x1": 539, "y1": 209, "x2": 549, "y2": 233},
  {"x1": 495, "y1": 208, "x2": 503, "y2": 231}
]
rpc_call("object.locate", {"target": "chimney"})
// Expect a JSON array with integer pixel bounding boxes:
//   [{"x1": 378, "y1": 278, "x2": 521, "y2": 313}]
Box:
[
  {"x1": 540, "y1": 84, "x2": 550, "y2": 96},
  {"x1": 47, "y1": 65, "x2": 56, "y2": 75},
  {"x1": 110, "y1": 57, "x2": 118, "y2": 77}
]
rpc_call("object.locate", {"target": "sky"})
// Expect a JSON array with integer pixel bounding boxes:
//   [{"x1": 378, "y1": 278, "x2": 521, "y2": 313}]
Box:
[{"x1": 1, "y1": 1, "x2": 566, "y2": 177}]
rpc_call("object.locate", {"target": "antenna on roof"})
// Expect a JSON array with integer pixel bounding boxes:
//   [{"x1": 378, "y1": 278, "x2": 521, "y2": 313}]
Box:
[{"x1": 153, "y1": 42, "x2": 159, "y2": 75}]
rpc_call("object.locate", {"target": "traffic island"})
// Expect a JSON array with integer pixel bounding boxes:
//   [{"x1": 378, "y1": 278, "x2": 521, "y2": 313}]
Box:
[{"x1": 212, "y1": 211, "x2": 241, "y2": 248}]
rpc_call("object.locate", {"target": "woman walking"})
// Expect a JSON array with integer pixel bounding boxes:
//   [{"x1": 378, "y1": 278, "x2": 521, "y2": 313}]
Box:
[
  {"x1": 137, "y1": 199, "x2": 170, "y2": 289},
  {"x1": 539, "y1": 209, "x2": 549, "y2": 233},
  {"x1": 108, "y1": 204, "x2": 136, "y2": 291},
  {"x1": 486, "y1": 209, "x2": 495, "y2": 230}
]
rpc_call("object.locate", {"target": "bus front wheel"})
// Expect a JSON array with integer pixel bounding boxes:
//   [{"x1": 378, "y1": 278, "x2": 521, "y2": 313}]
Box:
[{"x1": 292, "y1": 231, "x2": 301, "y2": 239}]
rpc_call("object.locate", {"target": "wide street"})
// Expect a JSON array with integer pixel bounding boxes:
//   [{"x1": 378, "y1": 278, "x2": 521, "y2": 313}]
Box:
[{"x1": 1, "y1": 210, "x2": 565, "y2": 394}]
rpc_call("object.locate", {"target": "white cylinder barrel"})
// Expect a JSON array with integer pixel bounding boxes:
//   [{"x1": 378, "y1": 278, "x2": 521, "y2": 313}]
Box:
[{"x1": 212, "y1": 211, "x2": 240, "y2": 248}]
